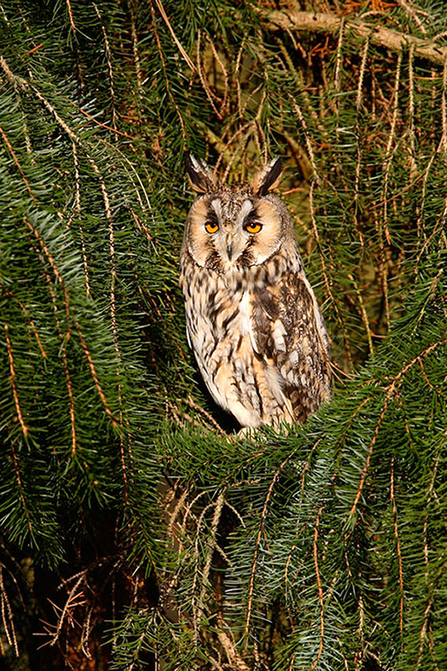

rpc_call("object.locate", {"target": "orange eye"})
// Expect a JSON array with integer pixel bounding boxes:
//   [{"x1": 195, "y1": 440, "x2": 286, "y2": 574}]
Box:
[
  {"x1": 244, "y1": 221, "x2": 263, "y2": 234},
  {"x1": 204, "y1": 221, "x2": 219, "y2": 234}
]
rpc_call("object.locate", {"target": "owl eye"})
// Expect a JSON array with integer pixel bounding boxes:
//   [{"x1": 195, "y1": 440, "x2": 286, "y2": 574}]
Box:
[
  {"x1": 204, "y1": 220, "x2": 219, "y2": 234},
  {"x1": 244, "y1": 220, "x2": 263, "y2": 234}
]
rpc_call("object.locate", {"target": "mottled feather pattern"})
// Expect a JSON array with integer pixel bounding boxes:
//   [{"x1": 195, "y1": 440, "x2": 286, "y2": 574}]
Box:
[{"x1": 179, "y1": 156, "x2": 331, "y2": 429}]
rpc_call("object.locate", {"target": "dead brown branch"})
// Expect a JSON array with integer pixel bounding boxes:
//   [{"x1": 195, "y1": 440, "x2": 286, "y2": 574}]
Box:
[{"x1": 256, "y1": 9, "x2": 447, "y2": 66}]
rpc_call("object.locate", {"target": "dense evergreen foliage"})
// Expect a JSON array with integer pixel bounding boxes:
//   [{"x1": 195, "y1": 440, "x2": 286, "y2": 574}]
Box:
[{"x1": 0, "y1": 1, "x2": 446, "y2": 669}]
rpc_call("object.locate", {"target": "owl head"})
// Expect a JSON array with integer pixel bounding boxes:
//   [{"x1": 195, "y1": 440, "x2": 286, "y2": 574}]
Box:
[{"x1": 183, "y1": 155, "x2": 293, "y2": 271}]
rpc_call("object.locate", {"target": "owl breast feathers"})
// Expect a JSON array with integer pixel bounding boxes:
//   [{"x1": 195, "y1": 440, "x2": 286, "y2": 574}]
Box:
[{"x1": 179, "y1": 155, "x2": 331, "y2": 429}]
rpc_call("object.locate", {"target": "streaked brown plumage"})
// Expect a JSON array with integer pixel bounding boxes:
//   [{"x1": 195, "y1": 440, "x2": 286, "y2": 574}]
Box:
[{"x1": 179, "y1": 155, "x2": 331, "y2": 429}]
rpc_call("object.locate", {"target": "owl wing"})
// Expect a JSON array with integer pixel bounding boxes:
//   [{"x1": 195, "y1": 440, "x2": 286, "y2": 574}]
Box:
[{"x1": 251, "y1": 269, "x2": 331, "y2": 422}]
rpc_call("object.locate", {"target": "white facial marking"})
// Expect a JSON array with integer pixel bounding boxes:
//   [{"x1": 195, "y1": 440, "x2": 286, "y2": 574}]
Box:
[
  {"x1": 238, "y1": 199, "x2": 255, "y2": 224},
  {"x1": 210, "y1": 198, "x2": 222, "y2": 219}
]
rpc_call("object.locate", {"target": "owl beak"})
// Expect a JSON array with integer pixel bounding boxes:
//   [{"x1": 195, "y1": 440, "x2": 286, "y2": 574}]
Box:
[{"x1": 224, "y1": 229, "x2": 234, "y2": 260}]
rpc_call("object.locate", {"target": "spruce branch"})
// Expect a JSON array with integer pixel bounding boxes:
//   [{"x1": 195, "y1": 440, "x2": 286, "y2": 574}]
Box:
[
  {"x1": 347, "y1": 336, "x2": 447, "y2": 528},
  {"x1": 244, "y1": 453, "x2": 294, "y2": 644},
  {"x1": 2, "y1": 1, "x2": 447, "y2": 667},
  {"x1": 256, "y1": 9, "x2": 447, "y2": 65}
]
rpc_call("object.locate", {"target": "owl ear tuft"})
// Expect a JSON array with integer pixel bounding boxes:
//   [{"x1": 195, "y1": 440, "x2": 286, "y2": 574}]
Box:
[
  {"x1": 253, "y1": 157, "x2": 283, "y2": 196},
  {"x1": 186, "y1": 154, "x2": 217, "y2": 193}
]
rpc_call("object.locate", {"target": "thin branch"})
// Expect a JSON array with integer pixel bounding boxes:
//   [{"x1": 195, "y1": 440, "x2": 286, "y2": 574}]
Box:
[
  {"x1": 93, "y1": 3, "x2": 118, "y2": 136},
  {"x1": 4, "y1": 290, "x2": 47, "y2": 359},
  {"x1": 0, "y1": 566, "x2": 19, "y2": 657},
  {"x1": 197, "y1": 31, "x2": 224, "y2": 120},
  {"x1": 62, "y1": 343, "x2": 77, "y2": 457},
  {"x1": 74, "y1": 103, "x2": 133, "y2": 139},
  {"x1": 149, "y1": 0, "x2": 186, "y2": 143},
  {"x1": 417, "y1": 452, "x2": 440, "y2": 667},
  {"x1": 308, "y1": 184, "x2": 352, "y2": 370},
  {"x1": 87, "y1": 160, "x2": 118, "y2": 342},
  {"x1": 23, "y1": 217, "x2": 64, "y2": 285},
  {"x1": 382, "y1": 52, "x2": 403, "y2": 247},
  {"x1": 43, "y1": 276, "x2": 78, "y2": 456},
  {"x1": 69, "y1": 141, "x2": 91, "y2": 298},
  {"x1": 0, "y1": 123, "x2": 36, "y2": 204},
  {"x1": 310, "y1": 506, "x2": 325, "y2": 671},
  {"x1": 334, "y1": 16, "x2": 344, "y2": 98},
  {"x1": 75, "y1": 323, "x2": 118, "y2": 425},
  {"x1": 4, "y1": 325, "x2": 28, "y2": 438},
  {"x1": 154, "y1": 0, "x2": 195, "y2": 72},
  {"x1": 128, "y1": 0, "x2": 143, "y2": 97},
  {"x1": 196, "y1": 493, "x2": 227, "y2": 632},
  {"x1": 390, "y1": 456, "x2": 405, "y2": 640},
  {"x1": 396, "y1": 0, "x2": 429, "y2": 34}
]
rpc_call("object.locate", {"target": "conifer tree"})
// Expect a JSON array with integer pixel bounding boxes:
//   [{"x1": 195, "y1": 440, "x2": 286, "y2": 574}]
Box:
[{"x1": 0, "y1": 1, "x2": 446, "y2": 669}]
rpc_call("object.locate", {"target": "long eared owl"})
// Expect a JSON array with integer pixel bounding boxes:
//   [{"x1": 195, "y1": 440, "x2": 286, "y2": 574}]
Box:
[{"x1": 179, "y1": 155, "x2": 331, "y2": 429}]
